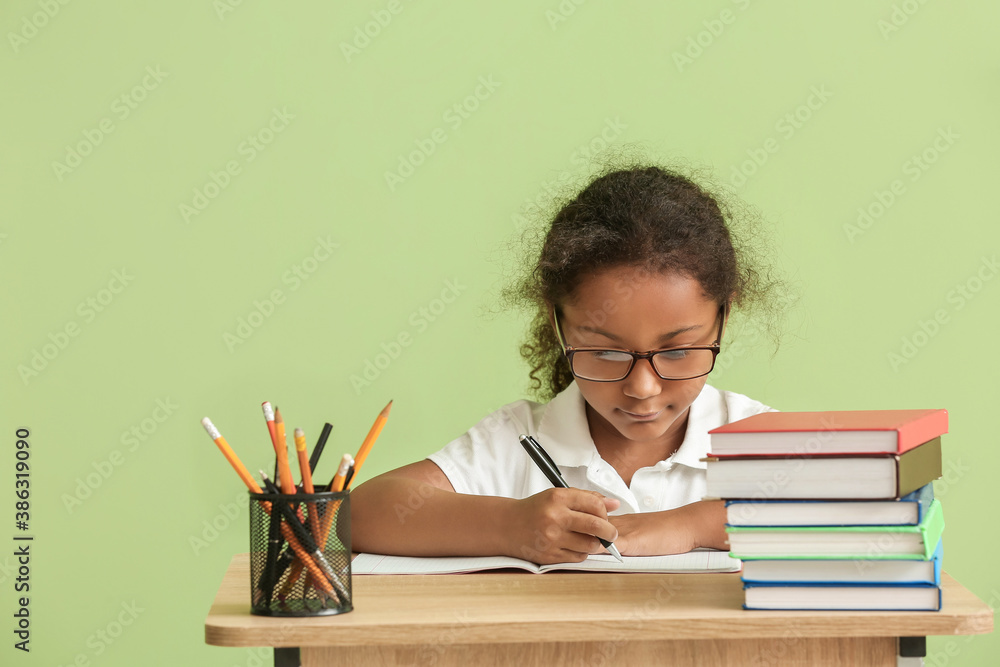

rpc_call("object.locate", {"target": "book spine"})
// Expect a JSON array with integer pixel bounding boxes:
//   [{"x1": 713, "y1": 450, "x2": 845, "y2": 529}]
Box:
[
  {"x1": 897, "y1": 409, "x2": 949, "y2": 453},
  {"x1": 897, "y1": 438, "x2": 942, "y2": 498}
]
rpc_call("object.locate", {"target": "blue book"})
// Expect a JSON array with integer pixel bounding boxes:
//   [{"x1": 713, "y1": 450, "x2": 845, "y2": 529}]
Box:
[
  {"x1": 726, "y1": 483, "x2": 934, "y2": 527},
  {"x1": 741, "y1": 539, "x2": 943, "y2": 586}
]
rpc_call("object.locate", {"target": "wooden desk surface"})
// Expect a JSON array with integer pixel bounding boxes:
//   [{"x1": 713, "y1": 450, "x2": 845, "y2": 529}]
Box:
[{"x1": 205, "y1": 553, "x2": 993, "y2": 649}]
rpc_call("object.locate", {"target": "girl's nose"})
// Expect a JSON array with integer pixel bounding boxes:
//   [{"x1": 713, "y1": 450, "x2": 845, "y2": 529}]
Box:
[{"x1": 621, "y1": 357, "x2": 663, "y2": 400}]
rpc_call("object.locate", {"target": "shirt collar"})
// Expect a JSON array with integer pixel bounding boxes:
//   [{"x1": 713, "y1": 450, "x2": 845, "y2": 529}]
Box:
[
  {"x1": 534, "y1": 381, "x2": 719, "y2": 470},
  {"x1": 535, "y1": 382, "x2": 600, "y2": 468},
  {"x1": 668, "y1": 383, "x2": 719, "y2": 470}
]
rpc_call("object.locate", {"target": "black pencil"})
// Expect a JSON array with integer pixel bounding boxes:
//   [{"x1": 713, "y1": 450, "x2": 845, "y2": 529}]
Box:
[{"x1": 261, "y1": 485, "x2": 284, "y2": 605}]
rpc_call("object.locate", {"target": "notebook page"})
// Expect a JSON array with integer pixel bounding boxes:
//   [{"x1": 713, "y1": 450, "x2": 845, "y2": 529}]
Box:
[
  {"x1": 352, "y1": 553, "x2": 539, "y2": 574},
  {"x1": 541, "y1": 550, "x2": 741, "y2": 573},
  {"x1": 352, "y1": 550, "x2": 741, "y2": 574}
]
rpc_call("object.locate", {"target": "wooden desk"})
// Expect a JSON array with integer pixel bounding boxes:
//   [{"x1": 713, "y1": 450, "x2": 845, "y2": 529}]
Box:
[{"x1": 205, "y1": 553, "x2": 993, "y2": 667}]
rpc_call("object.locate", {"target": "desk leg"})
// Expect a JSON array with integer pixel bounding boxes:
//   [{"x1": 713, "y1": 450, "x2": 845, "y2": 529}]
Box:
[
  {"x1": 274, "y1": 647, "x2": 301, "y2": 667},
  {"x1": 897, "y1": 637, "x2": 926, "y2": 667},
  {"x1": 899, "y1": 636, "x2": 926, "y2": 657}
]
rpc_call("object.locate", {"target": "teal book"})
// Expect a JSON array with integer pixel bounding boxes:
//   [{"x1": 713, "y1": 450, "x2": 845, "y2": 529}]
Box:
[
  {"x1": 741, "y1": 539, "x2": 943, "y2": 585},
  {"x1": 728, "y1": 499, "x2": 944, "y2": 560}
]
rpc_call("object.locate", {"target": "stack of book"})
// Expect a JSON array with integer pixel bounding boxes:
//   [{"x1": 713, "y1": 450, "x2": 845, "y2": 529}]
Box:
[{"x1": 706, "y1": 409, "x2": 947, "y2": 611}]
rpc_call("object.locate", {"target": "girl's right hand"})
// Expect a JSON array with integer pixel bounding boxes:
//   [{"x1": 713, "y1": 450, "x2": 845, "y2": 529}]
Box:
[{"x1": 504, "y1": 488, "x2": 620, "y2": 564}]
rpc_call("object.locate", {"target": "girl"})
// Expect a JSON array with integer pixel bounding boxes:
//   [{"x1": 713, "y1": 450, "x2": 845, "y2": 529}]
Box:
[{"x1": 351, "y1": 163, "x2": 779, "y2": 564}]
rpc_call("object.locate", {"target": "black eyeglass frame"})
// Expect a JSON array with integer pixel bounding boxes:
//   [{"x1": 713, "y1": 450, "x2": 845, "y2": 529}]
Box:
[{"x1": 552, "y1": 303, "x2": 728, "y2": 382}]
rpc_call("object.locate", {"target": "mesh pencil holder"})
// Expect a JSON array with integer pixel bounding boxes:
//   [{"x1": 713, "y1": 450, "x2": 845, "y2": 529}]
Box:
[{"x1": 248, "y1": 490, "x2": 352, "y2": 617}]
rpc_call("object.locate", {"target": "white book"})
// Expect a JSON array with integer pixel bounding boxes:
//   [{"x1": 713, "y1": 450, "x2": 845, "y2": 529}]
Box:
[
  {"x1": 726, "y1": 500, "x2": 919, "y2": 526},
  {"x1": 742, "y1": 559, "x2": 937, "y2": 585},
  {"x1": 352, "y1": 549, "x2": 741, "y2": 575},
  {"x1": 743, "y1": 584, "x2": 941, "y2": 611},
  {"x1": 707, "y1": 456, "x2": 900, "y2": 499},
  {"x1": 728, "y1": 531, "x2": 927, "y2": 557}
]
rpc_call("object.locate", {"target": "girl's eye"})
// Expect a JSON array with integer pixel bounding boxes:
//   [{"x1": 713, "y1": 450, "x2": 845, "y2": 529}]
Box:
[
  {"x1": 657, "y1": 349, "x2": 689, "y2": 361},
  {"x1": 593, "y1": 350, "x2": 633, "y2": 362}
]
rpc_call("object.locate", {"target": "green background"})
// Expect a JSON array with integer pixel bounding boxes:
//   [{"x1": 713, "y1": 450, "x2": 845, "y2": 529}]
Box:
[{"x1": 3, "y1": 1, "x2": 998, "y2": 665}]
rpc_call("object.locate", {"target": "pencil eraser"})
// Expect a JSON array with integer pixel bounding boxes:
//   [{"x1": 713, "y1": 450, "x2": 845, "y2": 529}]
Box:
[
  {"x1": 201, "y1": 417, "x2": 221, "y2": 440},
  {"x1": 261, "y1": 402, "x2": 275, "y2": 421}
]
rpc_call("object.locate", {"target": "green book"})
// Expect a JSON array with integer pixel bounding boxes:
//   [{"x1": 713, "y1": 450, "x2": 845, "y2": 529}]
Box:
[{"x1": 727, "y1": 499, "x2": 944, "y2": 560}]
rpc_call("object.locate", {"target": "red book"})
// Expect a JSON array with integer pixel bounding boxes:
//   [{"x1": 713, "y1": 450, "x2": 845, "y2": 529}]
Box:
[{"x1": 708, "y1": 409, "x2": 948, "y2": 456}]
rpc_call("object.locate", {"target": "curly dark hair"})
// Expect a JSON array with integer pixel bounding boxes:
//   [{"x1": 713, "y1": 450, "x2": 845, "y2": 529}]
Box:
[{"x1": 496, "y1": 156, "x2": 788, "y2": 402}]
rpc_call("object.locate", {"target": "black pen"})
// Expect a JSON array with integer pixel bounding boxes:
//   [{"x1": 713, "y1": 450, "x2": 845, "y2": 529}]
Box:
[
  {"x1": 518, "y1": 434, "x2": 623, "y2": 562},
  {"x1": 309, "y1": 422, "x2": 333, "y2": 473}
]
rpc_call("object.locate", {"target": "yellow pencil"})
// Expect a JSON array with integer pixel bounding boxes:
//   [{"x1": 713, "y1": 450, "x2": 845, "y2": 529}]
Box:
[
  {"x1": 345, "y1": 400, "x2": 392, "y2": 490},
  {"x1": 273, "y1": 407, "x2": 296, "y2": 494},
  {"x1": 294, "y1": 427, "x2": 322, "y2": 539}
]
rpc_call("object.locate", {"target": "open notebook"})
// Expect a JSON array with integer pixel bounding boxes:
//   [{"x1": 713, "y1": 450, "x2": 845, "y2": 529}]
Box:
[{"x1": 352, "y1": 549, "x2": 741, "y2": 575}]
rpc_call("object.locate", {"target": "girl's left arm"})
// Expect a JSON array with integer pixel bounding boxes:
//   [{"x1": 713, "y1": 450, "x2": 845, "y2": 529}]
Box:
[{"x1": 605, "y1": 500, "x2": 728, "y2": 556}]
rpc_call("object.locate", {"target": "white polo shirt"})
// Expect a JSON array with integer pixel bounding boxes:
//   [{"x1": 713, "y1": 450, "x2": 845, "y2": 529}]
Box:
[{"x1": 428, "y1": 382, "x2": 774, "y2": 515}]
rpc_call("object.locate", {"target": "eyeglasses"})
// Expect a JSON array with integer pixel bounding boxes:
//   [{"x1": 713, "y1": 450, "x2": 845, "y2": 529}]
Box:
[{"x1": 552, "y1": 305, "x2": 726, "y2": 382}]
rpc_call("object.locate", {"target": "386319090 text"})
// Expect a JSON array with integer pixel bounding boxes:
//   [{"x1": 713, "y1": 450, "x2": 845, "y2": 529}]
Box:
[{"x1": 14, "y1": 427, "x2": 32, "y2": 653}]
